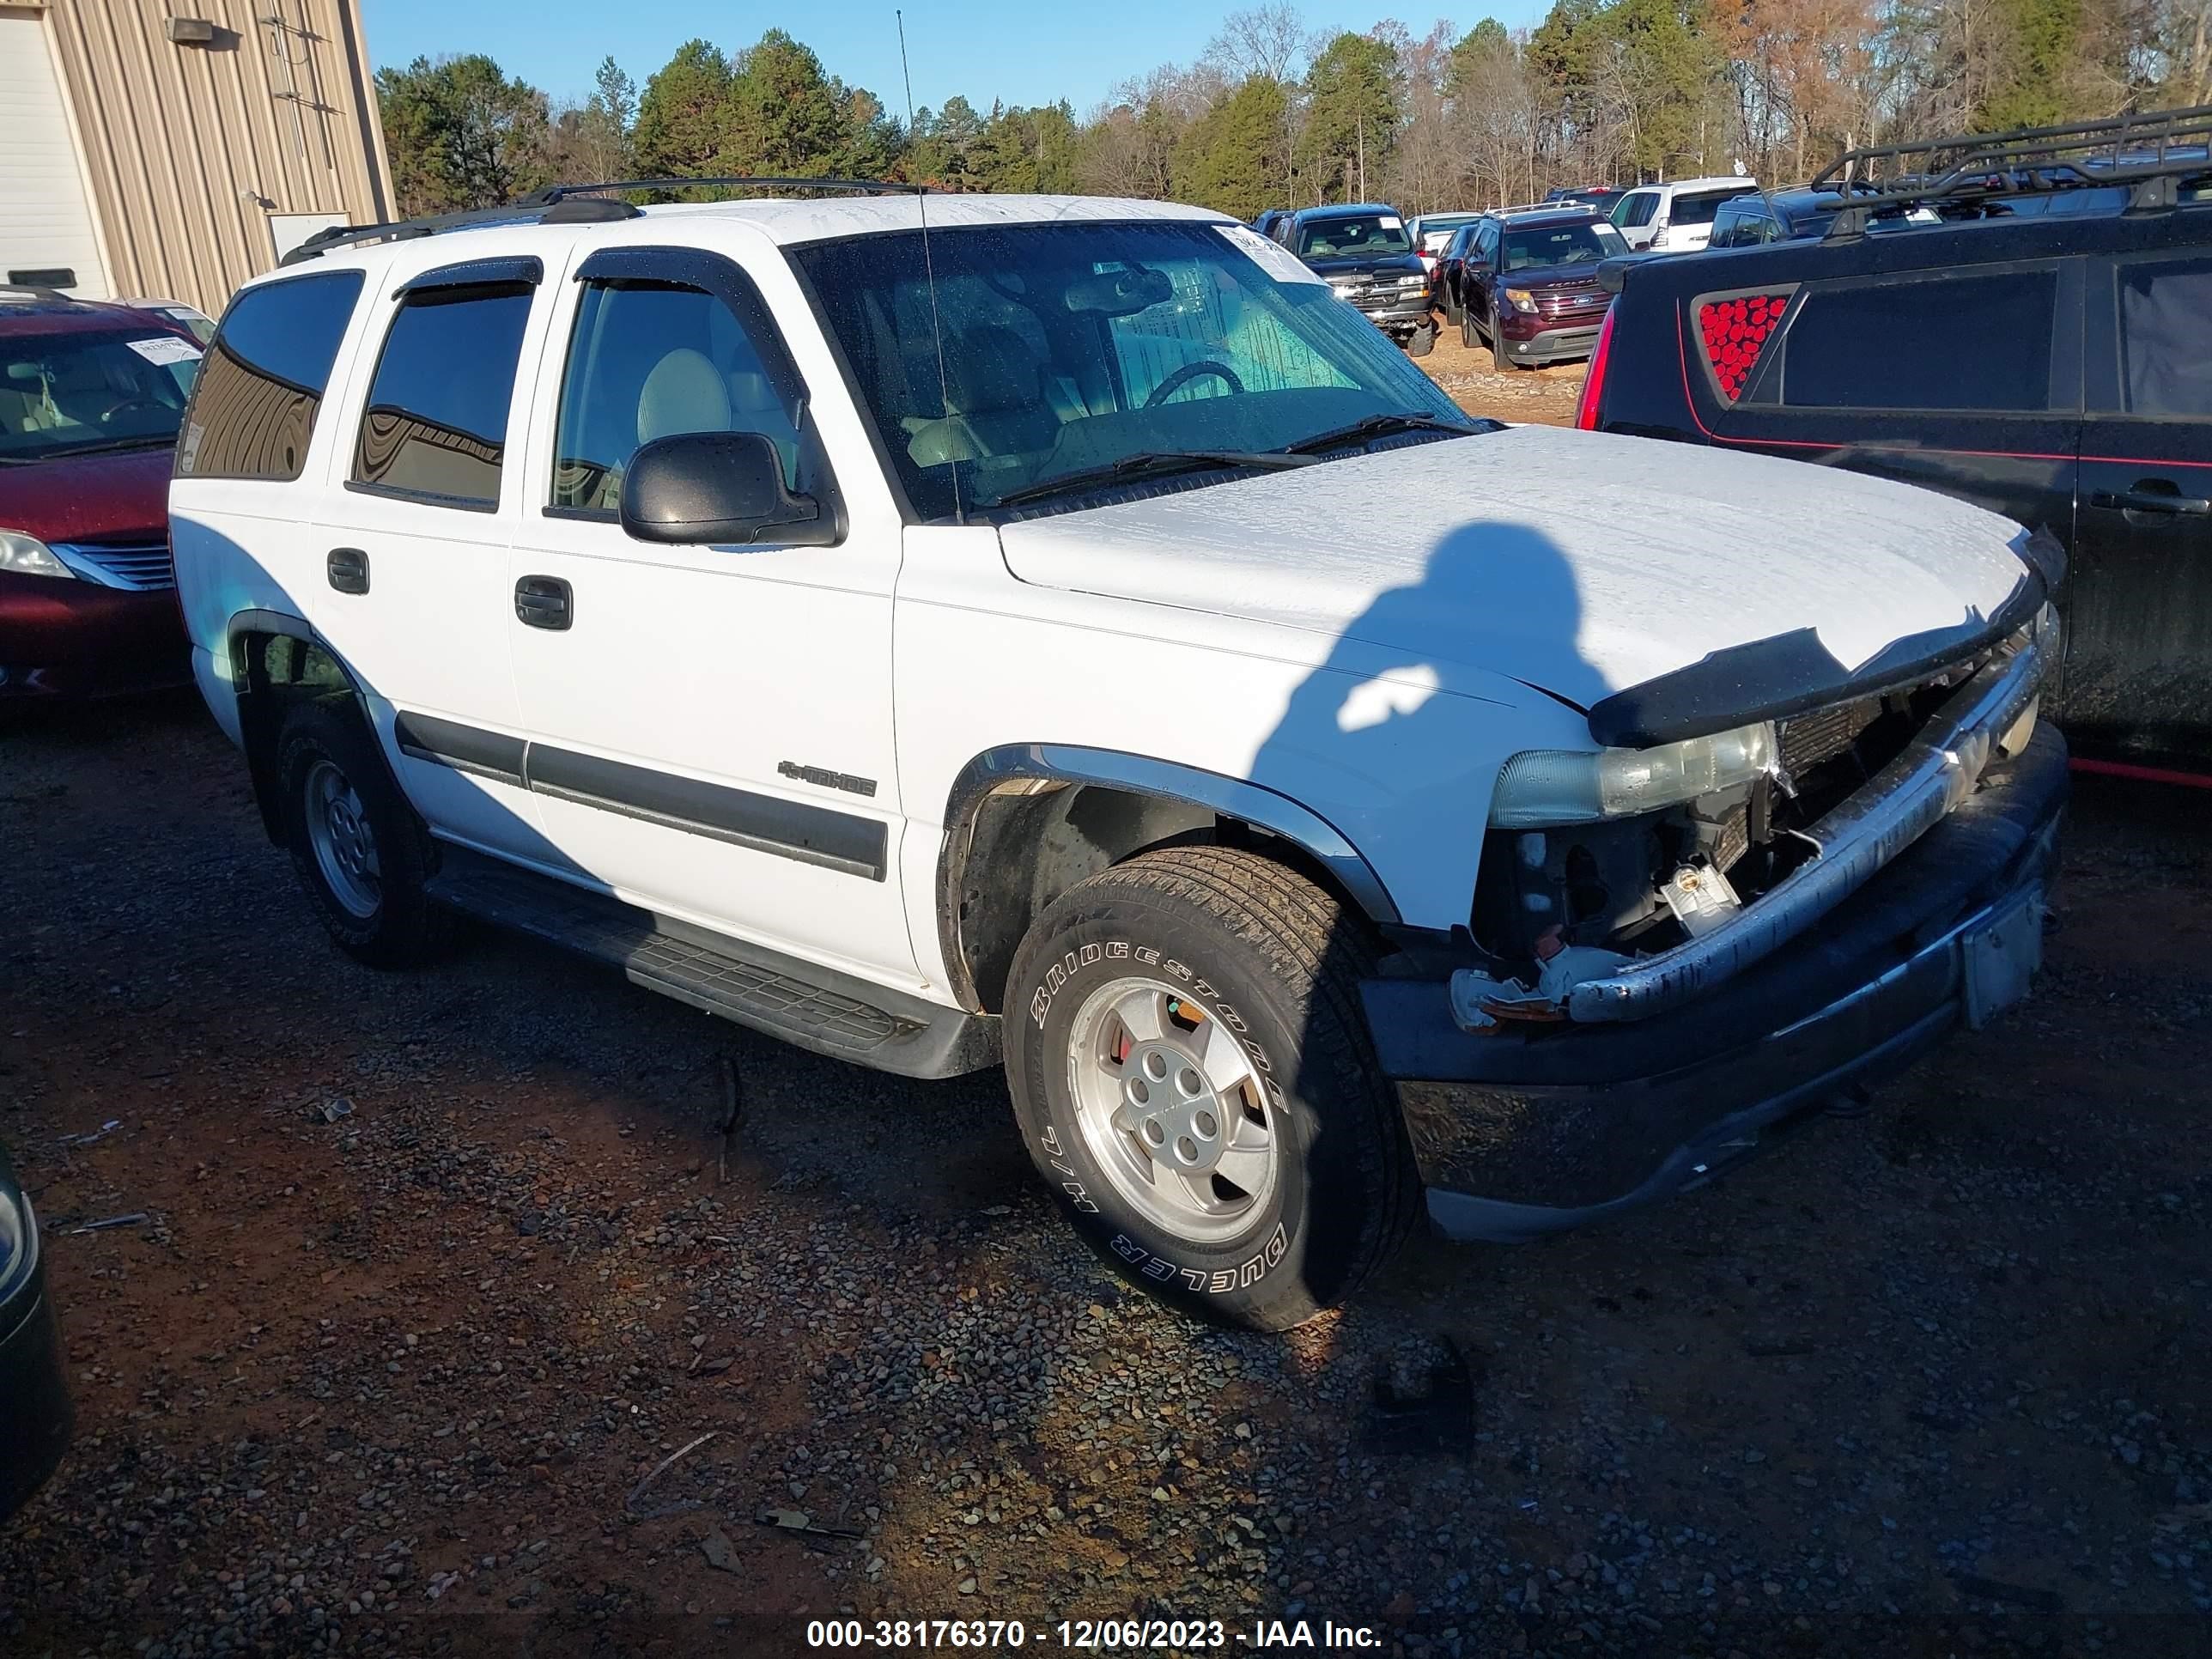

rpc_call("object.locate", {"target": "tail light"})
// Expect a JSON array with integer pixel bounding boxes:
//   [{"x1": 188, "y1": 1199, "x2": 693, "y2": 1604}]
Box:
[{"x1": 1575, "y1": 305, "x2": 1616, "y2": 430}]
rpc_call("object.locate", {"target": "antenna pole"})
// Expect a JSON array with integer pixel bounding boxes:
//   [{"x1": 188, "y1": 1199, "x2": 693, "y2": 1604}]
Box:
[{"x1": 897, "y1": 9, "x2": 963, "y2": 526}]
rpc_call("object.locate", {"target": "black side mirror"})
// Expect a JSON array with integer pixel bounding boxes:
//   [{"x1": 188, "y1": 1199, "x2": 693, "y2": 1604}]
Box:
[{"x1": 619, "y1": 430, "x2": 837, "y2": 547}]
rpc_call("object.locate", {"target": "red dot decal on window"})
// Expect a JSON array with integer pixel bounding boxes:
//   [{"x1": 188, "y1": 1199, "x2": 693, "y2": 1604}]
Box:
[{"x1": 1698, "y1": 293, "x2": 1790, "y2": 402}]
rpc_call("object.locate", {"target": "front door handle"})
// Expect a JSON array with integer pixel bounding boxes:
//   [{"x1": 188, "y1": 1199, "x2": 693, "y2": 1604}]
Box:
[
  {"x1": 326, "y1": 547, "x2": 369, "y2": 595},
  {"x1": 2091, "y1": 483, "x2": 2212, "y2": 516},
  {"x1": 514, "y1": 575, "x2": 573, "y2": 630}
]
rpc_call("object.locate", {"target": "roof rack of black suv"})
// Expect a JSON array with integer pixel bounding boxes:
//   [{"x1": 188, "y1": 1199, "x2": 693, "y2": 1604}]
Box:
[
  {"x1": 1812, "y1": 103, "x2": 2212, "y2": 237},
  {"x1": 278, "y1": 176, "x2": 923, "y2": 267}
]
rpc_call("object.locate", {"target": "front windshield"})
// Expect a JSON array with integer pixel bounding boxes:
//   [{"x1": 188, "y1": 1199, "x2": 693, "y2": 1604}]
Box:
[
  {"x1": 789, "y1": 220, "x2": 1468, "y2": 521},
  {"x1": 1294, "y1": 216, "x2": 1412, "y2": 258},
  {"x1": 1501, "y1": 221, "x2": 1626, "y2": 270},
  {"x1": 0, "y1": 328, "x2": 199, "y2": 461}
]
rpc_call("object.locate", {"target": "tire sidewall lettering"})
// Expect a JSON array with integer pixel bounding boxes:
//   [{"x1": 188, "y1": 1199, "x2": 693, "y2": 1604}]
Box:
[{"x1": 1023, "y1": 930, "x2": 1298, "y2": 1298}]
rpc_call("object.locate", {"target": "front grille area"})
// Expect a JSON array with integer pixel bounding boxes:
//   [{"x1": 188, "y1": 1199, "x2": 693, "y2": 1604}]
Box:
[
  {"x1": 52, "y1": 540, "x2": 174, "y2": 592},
  {"x1": 1535, "y1": 285, "x2": 1608, "y2": 319}
]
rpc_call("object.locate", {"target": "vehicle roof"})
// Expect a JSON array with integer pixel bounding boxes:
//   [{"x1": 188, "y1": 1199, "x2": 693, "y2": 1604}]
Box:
[
  {"x1": 1289, "y1": 203, "x2": 1401, "y2": 222},
  {"x1": 1633, "y1": 177, "x2": 1757, "y2": 195},
  {"x1": 285, "y1": 192, "x2": 1231, "y2": 272},
  {"x1": 1411, "y1": 210, "x2": 1482, "y2": 224},
  {"x1": 0, "y1": 293, "x2": 186, "y2": 340},
  {"x1": 1617, "y1": 191, "x2": 2212, "y2": 289},
  {"x1": 1493, "y1": 204, "x2": 1608, "y2": 225}
]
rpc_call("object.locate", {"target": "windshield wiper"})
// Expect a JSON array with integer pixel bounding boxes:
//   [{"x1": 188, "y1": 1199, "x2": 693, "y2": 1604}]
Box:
[
  {"x1": 986, "y1": 448, "x2": 1317, "y2": 510},
  {"x1": 1279, "y1": 412, "x2": 1487, "y2": 457}
]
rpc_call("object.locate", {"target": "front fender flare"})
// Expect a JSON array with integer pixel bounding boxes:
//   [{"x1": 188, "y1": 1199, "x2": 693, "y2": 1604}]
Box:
[{"x1": 935, "y1": 743, "x2": 1403, "y2": 1011}]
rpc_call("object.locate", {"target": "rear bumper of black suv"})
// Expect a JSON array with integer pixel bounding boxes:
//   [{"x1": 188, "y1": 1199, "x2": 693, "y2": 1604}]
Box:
[{"x1": 1359, "y1": 723, "x2": 2068, "y2": 1241}]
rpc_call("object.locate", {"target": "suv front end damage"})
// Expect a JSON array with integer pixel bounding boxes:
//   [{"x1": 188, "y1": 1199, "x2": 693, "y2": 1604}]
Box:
[{"x1": 1361, "y1": 604, "x2": 2065, "y2": 1240}]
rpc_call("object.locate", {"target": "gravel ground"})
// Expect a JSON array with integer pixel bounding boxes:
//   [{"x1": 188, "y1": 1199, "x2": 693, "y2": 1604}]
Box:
[
  {"x1": 1416, "y1": 322, "x2": 1586, "y2": 426},
  {"x1": 2, "y1": 696, "x2": 2208, "y2": 1659}
]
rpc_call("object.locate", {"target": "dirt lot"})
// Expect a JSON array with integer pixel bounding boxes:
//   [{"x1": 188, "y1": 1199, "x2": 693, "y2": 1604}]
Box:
[
  {"x1": 1418, "y1": 319, "x2": 1587, "y2": 427},
  {"x1": 2, "y1": 689, "x2": 2208, "y2": 1659}
]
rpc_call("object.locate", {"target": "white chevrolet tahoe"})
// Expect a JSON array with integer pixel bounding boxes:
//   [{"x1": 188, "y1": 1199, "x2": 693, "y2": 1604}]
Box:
[{"x1": 169, "y1": 187, "x2": 2066, "y2": 1331}]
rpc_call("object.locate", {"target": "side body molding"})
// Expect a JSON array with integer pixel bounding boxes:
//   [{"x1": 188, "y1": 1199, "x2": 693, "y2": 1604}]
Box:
[{"x1": 935, "y1": 743, "x2": 1403, "y2": 1011}]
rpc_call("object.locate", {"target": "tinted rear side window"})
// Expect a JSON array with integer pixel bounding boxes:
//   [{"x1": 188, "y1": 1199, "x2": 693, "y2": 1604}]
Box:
[
  {"x1": 1615, "y1": 193, "x2": 1657, "y2": 228},
  {"x1": 352, "y1": 285, "x2": 532, "y2": 507},
  {"x1": 2118, "y1": 257, "x2": 2212, "y2": 418},
  {"x1": 179, "y1": 270, "x2": 363, "y2": 481},
  {"x1": 1670, "y1": 191, "x2": 1737, "y2": 228},
  {"x1": 1783, "y1": 270, "x2": 2057, "y2": 412}
]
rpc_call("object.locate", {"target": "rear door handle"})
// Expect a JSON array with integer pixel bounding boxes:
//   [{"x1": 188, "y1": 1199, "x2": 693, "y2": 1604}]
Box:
[
  {"x1": 326, "y1": 547, "x2": 369, "y2": 595},
  {"x1": 2091, "y1": 485, "x2": 2212, "y2": 516},
  {"x1": 514, "y1": 575, "x2": 573, "y2": 630}
]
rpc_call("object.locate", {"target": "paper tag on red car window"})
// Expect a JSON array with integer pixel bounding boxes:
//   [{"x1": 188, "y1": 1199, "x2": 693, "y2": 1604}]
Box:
[
  {"x1": 1217, "y1": 224, "x2": 1325, "y2": 286},
  {"x1": 128, "y1": 336, "x2": 202, "y2": 367}
]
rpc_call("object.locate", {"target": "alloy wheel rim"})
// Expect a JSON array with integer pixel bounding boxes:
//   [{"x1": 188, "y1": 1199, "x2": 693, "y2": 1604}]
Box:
[
  {"x1": 304, "y1": 758, "x2": 381, "y2": 921},
  {"x1": 1066, "y1": 975, "x2": 1278, "y2": 1243}
]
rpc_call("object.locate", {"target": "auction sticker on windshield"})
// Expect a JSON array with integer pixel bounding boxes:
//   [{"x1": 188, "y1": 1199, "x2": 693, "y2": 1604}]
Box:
[
  {"x1": 1217, "y1": 225, "x2": 1325, "y2": 286},
  {"x1": 126, "y1": 336, "x2": 202, "y2": 367}
]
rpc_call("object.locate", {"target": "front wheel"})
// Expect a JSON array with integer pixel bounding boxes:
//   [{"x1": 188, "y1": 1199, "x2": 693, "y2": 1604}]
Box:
[
  {"x1": 1406, "y1": 322, "x2": 1436, "y2": 359},
  {"x1": 1492, "y1": 325, "x2": 1518, "y2": 371},
  {"x1": 1003, "y1": 847, "x2": 1420, "y2": 1331},
  {"x1": 277, "y1": 699, "x2": 452, "y2": 968}
]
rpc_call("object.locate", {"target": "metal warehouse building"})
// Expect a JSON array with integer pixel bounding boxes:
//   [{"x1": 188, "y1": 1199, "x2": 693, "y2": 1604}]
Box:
[{"x1": 1, "y1": 0, "x2": 392, "y2": 315}]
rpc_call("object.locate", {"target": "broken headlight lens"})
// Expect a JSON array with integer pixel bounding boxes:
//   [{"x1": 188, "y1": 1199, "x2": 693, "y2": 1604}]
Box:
[{"x1": 1488, "y1": 721, "x2": 1776, "y2": 827}]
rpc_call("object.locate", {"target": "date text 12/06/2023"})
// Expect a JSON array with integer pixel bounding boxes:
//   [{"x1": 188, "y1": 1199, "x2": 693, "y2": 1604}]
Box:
[{"x1": 804, "y1": 1618, "x2": 1385, "y2": 1649}]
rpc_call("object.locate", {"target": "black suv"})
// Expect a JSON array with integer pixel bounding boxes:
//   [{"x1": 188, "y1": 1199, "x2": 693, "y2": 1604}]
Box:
[
  {"x1": 1280, "y1": 204, "x2": 1437, "y2": 356},
  {"x1": 1581, "y1": 109, "x2": 2212, "y2": 774}
]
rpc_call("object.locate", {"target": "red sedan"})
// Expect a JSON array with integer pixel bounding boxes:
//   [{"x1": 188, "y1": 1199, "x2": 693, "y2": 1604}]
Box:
[{"x1": 1, "y1": 292, "x2": 204, "y2": 698}]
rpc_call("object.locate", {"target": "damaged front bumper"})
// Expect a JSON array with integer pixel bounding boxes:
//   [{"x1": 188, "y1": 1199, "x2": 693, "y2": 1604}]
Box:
[{"x1": 1359, "y1": 663, "x2": 2068, "y2": 1242}]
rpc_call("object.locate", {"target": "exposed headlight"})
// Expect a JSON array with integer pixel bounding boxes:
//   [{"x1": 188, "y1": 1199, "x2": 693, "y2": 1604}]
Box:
[
  {"x1": 1396, "y1": 275, "x2": 1426, "y2": 288},
  {"x1": 0, "y1": 529, "x2": 75, "y2": 580},
  {"x1": 1504, "y1": 287, "x2": 1540, "y2": 314},
  {"x1": 1489, "y1": 722, "x2": 1777, "y2": 827}
]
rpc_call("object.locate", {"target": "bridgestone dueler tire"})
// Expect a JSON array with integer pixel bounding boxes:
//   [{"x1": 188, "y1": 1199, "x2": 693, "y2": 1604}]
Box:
[
  {"x1": 276, "y1": 698, "x2": 453, "y2": 970},
  {"x1": 1004, "y1": 847, "x2": 1421, "y2": 1331}
]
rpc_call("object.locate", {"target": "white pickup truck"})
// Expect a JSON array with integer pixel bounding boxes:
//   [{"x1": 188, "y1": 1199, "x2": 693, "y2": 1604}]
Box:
[{"x1": 168, "y1": 188, "x2": 2065, "y2": 1331}]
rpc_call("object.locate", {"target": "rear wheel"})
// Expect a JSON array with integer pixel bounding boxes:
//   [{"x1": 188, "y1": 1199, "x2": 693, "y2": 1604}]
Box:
[
  {"x1": 276, "y1": 699, "x2": 451, "y2": 968},
  {"x1": 1461, "y1": 310, "x2": 1479, "y2": 350},
  {"x1": 1003, "y1": 847, "x2": 1420, "y2": 1331}
]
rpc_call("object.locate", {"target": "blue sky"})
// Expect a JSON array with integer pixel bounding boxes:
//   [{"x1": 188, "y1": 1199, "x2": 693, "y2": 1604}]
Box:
[{"x1": 362, "y1": 1, "x2": 1551, "y2": 118}]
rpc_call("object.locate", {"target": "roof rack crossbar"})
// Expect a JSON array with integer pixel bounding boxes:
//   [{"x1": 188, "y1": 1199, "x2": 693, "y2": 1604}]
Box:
[
  {"x1": 1810, "y1": 103, "x2": 2212, "y2": 234},
  {"x1": 277, "y1": 175, "x2": 926, "y2": 267}
]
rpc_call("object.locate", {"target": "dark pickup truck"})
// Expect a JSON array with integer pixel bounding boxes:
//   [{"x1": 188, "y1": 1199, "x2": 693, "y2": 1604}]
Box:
[{"x1": 1279, "y1": 204, "x2": 1437, "y2": 356}]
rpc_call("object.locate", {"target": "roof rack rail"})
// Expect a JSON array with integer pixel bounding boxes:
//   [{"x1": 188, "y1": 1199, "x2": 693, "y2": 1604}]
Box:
[
  {"x1": 1813, "y1": 103, "x2": 2212, "y2": 236},
  {"x1": 0, "y1": 282, "x2": 70, "y2": 301},
  {"x1": 278, "y1": 175, "x2": 925, "y2": 267},
  {"x1": 517, "y1": 175, "x2": 924, "y2": 205}
]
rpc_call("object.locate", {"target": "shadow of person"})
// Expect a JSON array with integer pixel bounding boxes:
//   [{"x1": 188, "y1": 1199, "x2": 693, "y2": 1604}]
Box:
[{"x1": 1243, "y1": 520, "x2": 1596, "y2": 1322}]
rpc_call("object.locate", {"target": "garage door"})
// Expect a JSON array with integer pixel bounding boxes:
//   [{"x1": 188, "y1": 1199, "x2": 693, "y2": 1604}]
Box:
[{"x1": 0, "y1": 12, "x2": 109, "y2": 296}]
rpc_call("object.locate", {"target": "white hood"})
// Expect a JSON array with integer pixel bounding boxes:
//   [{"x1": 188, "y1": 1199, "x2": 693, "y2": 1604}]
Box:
[{"x1": 994, "y1": 425, "x2": 2036, "y2": 710}]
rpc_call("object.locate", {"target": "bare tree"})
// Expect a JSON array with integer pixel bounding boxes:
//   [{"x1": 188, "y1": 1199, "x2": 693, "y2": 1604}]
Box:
[{"x1": 1205, "y1": 4, "x2": 1316, "y2": 82}]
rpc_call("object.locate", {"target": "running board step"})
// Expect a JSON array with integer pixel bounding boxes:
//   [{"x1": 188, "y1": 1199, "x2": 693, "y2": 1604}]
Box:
[{"x1": 425, "y1": 847, "x2": 999, "y2": 1079}]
